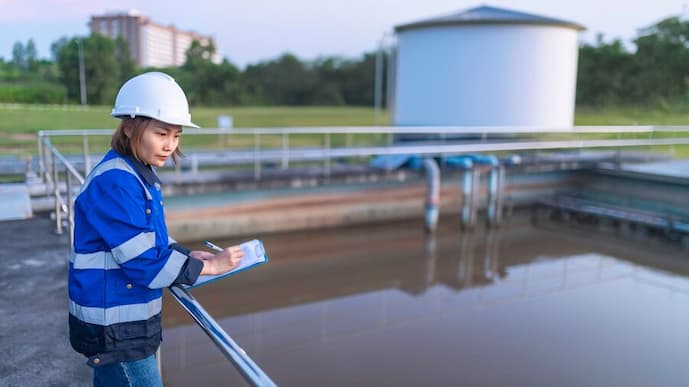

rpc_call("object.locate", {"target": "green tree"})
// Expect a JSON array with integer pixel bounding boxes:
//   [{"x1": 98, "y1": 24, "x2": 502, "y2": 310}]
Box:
[
  {"x1": 576, "y1": 34, "x2": 635, "y2": 106},
  {"x1": 338, "y1": 52, "x2": 380, "y2": 106},
  {"x1": 311, "y1": 57, "x2": 345, "y2": 105},
  {"x1": 51, "y1": 37, "x2": 69, "y2": 62},
  {"x1": 25, "y1": 39, "x2": 38, "y2": 70},
  {"x1": 240, "y1": 53, "x2": 315, "y2": 105},
  {"x1": 633, "y1": 16, "x2": 689, "y2": 106},
  {"x1": 114, "y1": 37, "x2": 135, "y2": 85},
  {"x1": 176, "y1": 40, "x2": 241, "y2": 106},
  {"x1": 12, "y1": 41, "x2": 26, "y2": 69},
  {"x1": 55, "y1": 34, "x2": 120, "y2": 104}
]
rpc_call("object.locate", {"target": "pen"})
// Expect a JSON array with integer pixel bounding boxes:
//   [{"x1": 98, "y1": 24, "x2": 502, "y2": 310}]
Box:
[{"x1": 204, "y1": 240, "x2": 224, "y2": 252}]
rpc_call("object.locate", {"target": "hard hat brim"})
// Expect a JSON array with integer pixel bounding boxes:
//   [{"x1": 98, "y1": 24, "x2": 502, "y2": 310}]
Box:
[{"x1": 112, "y1": 112, "x2": 200, "y2": 128}]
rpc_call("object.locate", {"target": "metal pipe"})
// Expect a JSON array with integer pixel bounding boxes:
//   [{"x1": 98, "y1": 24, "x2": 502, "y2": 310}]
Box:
[
  {"x1": 386, "y1": 44, "x2": 397, "y2": 121},
  {"x1": 281, "y1": 132, "x2": 289, "y2": 169},
  {"x1": 34, "y1": 125, "x2": 689, "y2": 137},
  {"x1": 373, "y1": 37, "x2": 384, "y2": 114},
  {"x1": 423, "y1": 158, "x2": 440, "y2": 232},
  {"x1": 82, "y1": 134, "x2": 91, "y2": 174},
  {"x1": 466, "y1": 168, "x2": 479, "y2": 229},
  {"x1": 37, "y1": 131, "x2": 45, "y2": 184},
  {"x1": 324, "y1": 133, "x2": 331, "y2": 177},
  {"x1": 52, "y1": 153, "x2": 62, "y2": 235},
  {"x1": 481, "y1": 156, "x2": 502, "y2": 227},
  {"x1": 453, "y1": 157, "x2": 476, "y2": 229},
  {"x1": 45, "y1": 139, "x2": 53, "y2": 189},
  {"x1": 168, "y1": 285, "x2": 277, "y2": 387},
  {"x1": 42, "y1": 138, "x2": 85, "y2": 184},
  {"x1": 66, "y1": 171, "x2": 74, "y2": 251},
  {"x1": 191, "y1": 154, "x2": 199, "y2": 174},
  {"x1": 254, "y1": 132, "x2": 261, "y2": 180},
  {"x1": 494, "y1": 166, "x2": 505, "y2": 225}
]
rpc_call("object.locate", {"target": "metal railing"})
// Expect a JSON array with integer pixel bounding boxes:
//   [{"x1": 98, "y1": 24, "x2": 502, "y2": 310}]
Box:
[
  {"x1": 169, "y1": 285, "x2": 277, "y2": 386},
  {"x1": 36, "y1": 125, "x2": 689, "y2": 184},
  {"x1": 38, "y1": 126, "x2": 689, "y2": 232},
  {"x1": 40, "y1": 137, "x2": 84, "y2": 250}
]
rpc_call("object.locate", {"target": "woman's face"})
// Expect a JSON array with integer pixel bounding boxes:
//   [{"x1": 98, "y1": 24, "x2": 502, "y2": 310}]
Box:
[{"x1": 135, "y1": 121, "x2": 182, "y2": 167}]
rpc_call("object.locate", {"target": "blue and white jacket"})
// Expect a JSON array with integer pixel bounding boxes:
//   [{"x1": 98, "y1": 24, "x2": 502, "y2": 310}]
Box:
[{"x1": 68, "y1": 149, "x2": 203, "y2": 366}]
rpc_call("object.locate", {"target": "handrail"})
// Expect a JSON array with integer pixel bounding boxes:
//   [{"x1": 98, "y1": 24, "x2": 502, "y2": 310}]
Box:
[
  {"x1": 35, "y1": 125, "x2": 689, "y2": 183},
  {"x1": 41, "y1": 136, "x2": 85, "y2": 249},
  {"x1": 169, "y1": 285, "x2": 277, "y2": 387},
  {"x1": 36, "y1": 125, "x2": 689, "y2": 136},
  {"x1": 41, "y1": 137, "x2": 85, "y2": 184}
]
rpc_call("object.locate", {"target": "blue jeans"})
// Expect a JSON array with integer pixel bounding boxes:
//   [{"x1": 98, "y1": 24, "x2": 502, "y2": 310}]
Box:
[{"x1": 92, "y1": 354, "x2": 163, "y2": 387}]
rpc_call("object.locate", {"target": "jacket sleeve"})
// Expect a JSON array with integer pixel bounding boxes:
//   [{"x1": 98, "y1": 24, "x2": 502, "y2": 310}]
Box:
[
  {"x1": 170, "y1": 243, "x2": 204, "y2": 285},
  {"x1": 82, "y1": 170, "x2": 198, "y2": 288}
]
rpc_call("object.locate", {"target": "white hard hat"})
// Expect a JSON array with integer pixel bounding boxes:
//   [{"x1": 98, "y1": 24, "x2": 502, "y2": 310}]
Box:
[{"x1": 111, "y1": 72, "x2": 199, "y2": 128}]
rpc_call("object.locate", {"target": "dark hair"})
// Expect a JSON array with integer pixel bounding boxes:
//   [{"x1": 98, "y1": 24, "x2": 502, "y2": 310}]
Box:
[{"x1": 111, "y1": 117, "x2": 183, "y2": 164}]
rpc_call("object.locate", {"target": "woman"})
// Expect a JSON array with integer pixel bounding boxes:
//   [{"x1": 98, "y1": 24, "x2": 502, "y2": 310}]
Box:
[{"x1": 68, "y1": 72, "x2": 243, "y2": 386}]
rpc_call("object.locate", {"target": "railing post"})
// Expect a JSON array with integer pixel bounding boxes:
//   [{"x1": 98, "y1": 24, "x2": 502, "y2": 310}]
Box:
[
  {"x1": 37, "y1": 131, "x2": 45, "y2": 184},
  {"x1": 52, "y1": 153, "x2": 62, "y2": 235},
  {"x1": 66, "y1": 171, "x2": 74, "y2": 250},
  {"x1": 82, "y1": 134, "x2": 91, "y2": 175},
  {"x1": 254, "y1": 132, "x2": 261, "y2": 181},
  {"x1": 192, "y1": 154, "x2": 199, "y2": 174},
  {"x1": 281, "y1": 132, "x2": 289, "y2": 169},
  {"x1": 44, "y1": 137, "x2": 54, "y2": 192},
  {"x1": 324, "y1": 133, "x2": 331, "y2": 177}
]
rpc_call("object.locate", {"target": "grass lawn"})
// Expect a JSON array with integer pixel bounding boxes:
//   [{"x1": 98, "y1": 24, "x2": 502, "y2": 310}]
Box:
[{"x1": 1, "y1": 103, "x2": 688, "y2": 157}]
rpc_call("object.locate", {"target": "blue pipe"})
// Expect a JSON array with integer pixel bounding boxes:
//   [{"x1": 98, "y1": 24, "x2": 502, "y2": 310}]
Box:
[
  {"x1": 423, "y1": 157, "x2": 440, "y2": 232},
  {"x1": 445, "y1": 156, "x2": 476, "y2": 228},
  {"x1": 476, "y1": 155, "x2": 502, "y2": 226}
]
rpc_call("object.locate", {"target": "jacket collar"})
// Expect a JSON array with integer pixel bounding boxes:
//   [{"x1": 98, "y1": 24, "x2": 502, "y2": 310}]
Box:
[
  {"x1": 126, "y1": 155, "x2": 162, "y2": 187},
  {"x1": 106, "y1": 149, "x2": 162, "y2": 187}
]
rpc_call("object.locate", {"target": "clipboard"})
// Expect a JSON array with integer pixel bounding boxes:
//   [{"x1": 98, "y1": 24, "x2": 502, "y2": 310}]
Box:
[{"x1": 187, "y1": 239, "x2": 268, "y2": 289}]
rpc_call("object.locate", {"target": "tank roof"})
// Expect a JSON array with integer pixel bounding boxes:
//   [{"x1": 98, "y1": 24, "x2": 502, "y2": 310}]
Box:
[{"x1": 395, "y1": 5, "x2": 585, "y2": 32}]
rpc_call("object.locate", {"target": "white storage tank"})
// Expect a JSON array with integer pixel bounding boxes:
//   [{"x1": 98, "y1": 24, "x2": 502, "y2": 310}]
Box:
[{"x1": 392, "y1": 5, "x2": 585, "y2": 128}]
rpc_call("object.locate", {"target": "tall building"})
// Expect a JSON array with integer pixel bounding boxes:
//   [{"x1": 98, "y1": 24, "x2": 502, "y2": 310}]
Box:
[{"x1": 89, "y1": 10, "x2": 220, "y2": 68}]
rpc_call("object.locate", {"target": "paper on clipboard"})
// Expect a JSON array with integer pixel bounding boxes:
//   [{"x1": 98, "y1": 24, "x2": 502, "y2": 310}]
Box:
[{"x1": 188, "y1": 239, "x2": 267, "y2": 288}]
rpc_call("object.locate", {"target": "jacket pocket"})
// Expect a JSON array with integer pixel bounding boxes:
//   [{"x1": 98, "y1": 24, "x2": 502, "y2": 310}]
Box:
[{"x1": 105, "y1": 315, "x2": 161, "y2": 349}]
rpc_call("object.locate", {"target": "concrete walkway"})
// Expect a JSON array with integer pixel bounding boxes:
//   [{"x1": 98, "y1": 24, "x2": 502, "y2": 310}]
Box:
[{"x1": 0, "y1": 216, "x2": 90, "y2": 386}]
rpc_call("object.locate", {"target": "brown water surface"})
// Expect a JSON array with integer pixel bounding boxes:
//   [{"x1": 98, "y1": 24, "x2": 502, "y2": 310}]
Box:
[{"x1": 161, "y1": 217, "x2": 689, "y2": 386}]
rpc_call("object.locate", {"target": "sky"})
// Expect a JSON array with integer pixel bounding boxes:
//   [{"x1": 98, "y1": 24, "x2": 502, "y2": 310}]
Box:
[{"x1": 0, "y1": 0, "x2": 686, "y2": 68}]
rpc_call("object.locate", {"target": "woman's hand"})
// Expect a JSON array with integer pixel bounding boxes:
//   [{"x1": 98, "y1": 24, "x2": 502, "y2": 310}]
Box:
[{"x1": 191, "y1": 245, "x2": 244, "y2": 276}]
